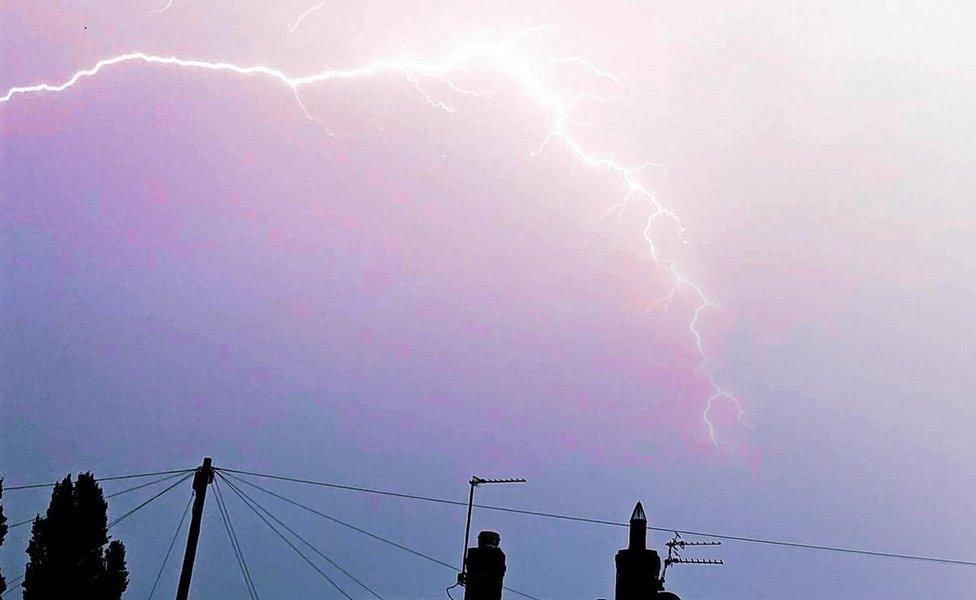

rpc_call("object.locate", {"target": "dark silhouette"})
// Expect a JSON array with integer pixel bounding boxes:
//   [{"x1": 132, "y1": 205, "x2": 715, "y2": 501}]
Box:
[
  {"x1": 0, "y1": 479, "x2": 8, "y2": 595},
  {"x1": 23, "y1": 473, "x2": 128, "y2": 600},
  {"x1": 176, "y1": 457, "x2": 213, "y2": 600},
  {"x1": 615, "y1": 502, "x2": 681, "y2": 600},
  {"x1": 458, "y1": 476, "x2": 525, "y2": 589},
  {"x1": 464, "y1": 530, "x2": 506, "y2": 600}
]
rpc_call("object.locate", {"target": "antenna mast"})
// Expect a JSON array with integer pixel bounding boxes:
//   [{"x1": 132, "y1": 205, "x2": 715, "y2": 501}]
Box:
[{"x1": 458, "y1": 476, "x2": 526, "y2": 585}]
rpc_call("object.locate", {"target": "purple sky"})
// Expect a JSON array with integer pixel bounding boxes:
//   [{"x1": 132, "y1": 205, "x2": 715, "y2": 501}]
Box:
[{"x1": 2, "y1": 1, "x2": 975, "y2": 598}]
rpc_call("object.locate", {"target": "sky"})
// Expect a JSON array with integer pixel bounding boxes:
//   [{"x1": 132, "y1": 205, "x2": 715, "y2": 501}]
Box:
[{"x1": 1, "y1": 1, "x2": 975, "y2": 598}]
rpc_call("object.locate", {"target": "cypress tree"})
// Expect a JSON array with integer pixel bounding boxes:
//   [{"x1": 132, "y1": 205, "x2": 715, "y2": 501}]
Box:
[{"x1": 23, "y1": 473, "x2": 128, "y2": 599}]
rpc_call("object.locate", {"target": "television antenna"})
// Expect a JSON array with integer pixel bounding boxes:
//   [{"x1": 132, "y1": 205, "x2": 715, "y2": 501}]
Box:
[
  {"x1": 661, "y1": 532, "x2": 723, "y2": 586},
  {"x1": 457, "y1": 476, "x2": 526, "y2": 585}
]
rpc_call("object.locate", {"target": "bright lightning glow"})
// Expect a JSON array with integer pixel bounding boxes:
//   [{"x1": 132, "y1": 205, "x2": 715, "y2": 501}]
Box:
[{"x1": 0, "y1": 33, "x2": 744, "y2": 449}]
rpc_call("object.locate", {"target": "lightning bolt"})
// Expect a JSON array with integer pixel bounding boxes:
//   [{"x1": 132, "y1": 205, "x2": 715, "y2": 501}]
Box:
[
  {"x1": 151, "y1": 0, "x2": 175, "y2": 15},
  {"x1": 288, "y1": 0, "x2": 328, "y2": 36},
  {"x1": 0, "y1": 32, "x2": 745, "y2": 449}
]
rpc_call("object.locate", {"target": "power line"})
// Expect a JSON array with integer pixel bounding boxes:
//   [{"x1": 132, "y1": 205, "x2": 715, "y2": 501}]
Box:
[
  {"x1": 219, "y1": 467, "x2": 467, "y2": 508},
  {"x1": 219, "y1": 475, "x2": 356, "y2": 600},
  {"x1": 107, "y1": 471, "x2": 189, "y2": 499},
  {"x1": 446, "y1": 582, "x2": 461, "y2": 600},
  {"x1": 213, "y1": 477, "x2": 260, "y2": 599},
  {"x1": 108, "y1": 472, "x2": 193, "y2": 529},
  {"x1": 217, "y1": 472, "x2": 384, "y2": 600},
  {"x1": 218, "y1": 467, "x2": 627, "y2": 527},
  {"x1": 147, "y1": 492, "x2": 194, "y2": 600},
  {"x1": 649, "y1": 528, "x2": 976, "y2": 567},
  {"x1": 220, "y1": 467, "x2": 976, "y2": 568},
  {"x1": 6, "y1": 471, "x2": 195, "y2": 531},
  {"x1": 219, "y1": 471, "x2": 544, "y2": 600},
  {"x1": 1, "y1": 575, "x2": 24, "y2": 598},
  {"x1": 4, "y1": 468, "x2": 194, "y2": 491},
  {"x1": 212, "y1": 477, "x2": 260, "y2": 600},
  {"x1": 221, "y1": 471, "x2": 457, "y2": 569},
  {"x1": 8, "y1": 517, "x2": 34, "y2": 530}
]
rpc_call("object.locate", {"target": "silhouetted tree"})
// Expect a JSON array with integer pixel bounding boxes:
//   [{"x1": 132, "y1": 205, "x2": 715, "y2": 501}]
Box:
[
  {"x1": 23, "y1": 473, "x2": 128, "y2": 600},
  {"x1": 0, "y1": 479, "x2": 8, "y2": 595}
]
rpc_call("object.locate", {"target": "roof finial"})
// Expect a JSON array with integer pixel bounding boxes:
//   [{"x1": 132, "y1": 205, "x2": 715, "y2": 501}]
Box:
[{"x1": 630, "y1": 502, "x2": 646, "y2": 522}]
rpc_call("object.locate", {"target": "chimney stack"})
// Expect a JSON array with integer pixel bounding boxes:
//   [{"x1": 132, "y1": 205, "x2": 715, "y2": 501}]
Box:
[
  {"x1": 614, "y1": 503, "x2": 662, "y2": 600},
  {"x1": 464, "y1": 531, "x2": 506, "y2": 600}
]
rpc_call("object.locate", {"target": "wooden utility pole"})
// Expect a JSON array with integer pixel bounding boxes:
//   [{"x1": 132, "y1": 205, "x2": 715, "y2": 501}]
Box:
[{"x1": 175, "y1": 457, "x2": 214, "y2": 600}]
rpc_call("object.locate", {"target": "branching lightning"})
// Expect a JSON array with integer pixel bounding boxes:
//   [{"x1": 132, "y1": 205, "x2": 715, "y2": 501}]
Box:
[
  {"x1": 0, "y1": 31, "x2": 744, "y2": 449},
  {"x1": 288, "y1": 0, "x2": 328, "y2": 36}
]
